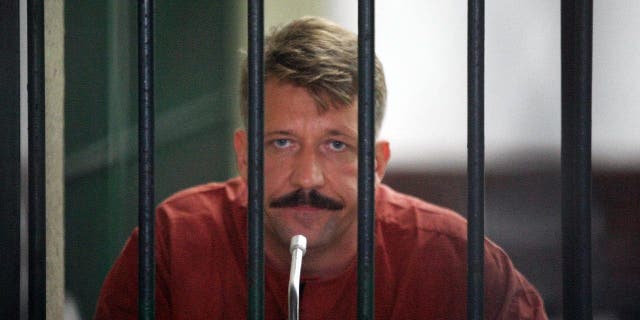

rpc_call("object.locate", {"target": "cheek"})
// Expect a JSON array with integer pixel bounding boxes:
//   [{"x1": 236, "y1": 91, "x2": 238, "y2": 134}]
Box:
[
  {"x1": 263, "y1": 154, "x2": 294, "y2": 198},
  {"x1": 325, "y1": 160, "x2": 358, "y2": 195},
  {"x1": 264, "y1": 157, "x2": 288, "y2": 180},
  {"x1": 332, "y1": 155, "x2": 358, "y2": 176}
]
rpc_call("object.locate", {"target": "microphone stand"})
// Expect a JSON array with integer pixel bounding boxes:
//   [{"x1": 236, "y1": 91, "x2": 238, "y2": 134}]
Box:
[{"x1": 288, "y1": 235, "x2": 307, "y2": 320}]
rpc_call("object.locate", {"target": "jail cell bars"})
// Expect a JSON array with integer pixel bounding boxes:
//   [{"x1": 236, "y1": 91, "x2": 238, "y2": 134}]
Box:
[
  {"x1": 138, "y1": 0, "x2": 156, "y2": 319},
  {"x1": 28, "y1": 0, "x2": 46, "y2": 319},
  {"x1": 0, "y1": 0, "x2": 21, "y2": 317},
  {"x1": 247, "y1": 0, "x2": 265, "y2": 319},
  {"x1": 467, "y1": 0, "x2": 485, "y2": 319},
  {"x1": 357, "y1": 0, "x2": 377, "y2": 319},
  {"x1": 562, "y1": 0, "x2": 593, "y2": 319},
  {"x1": 22, "y1": 1, "x2": 594, "y2": 319}
]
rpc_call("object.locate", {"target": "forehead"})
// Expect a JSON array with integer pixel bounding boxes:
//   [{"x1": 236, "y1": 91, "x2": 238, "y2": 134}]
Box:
[
  {"x1": 264, "y1": 80, "x2": 357, "y2": 135},
  {"x1": 264, "y1": 80, "x2": 317, "y2": 111}
]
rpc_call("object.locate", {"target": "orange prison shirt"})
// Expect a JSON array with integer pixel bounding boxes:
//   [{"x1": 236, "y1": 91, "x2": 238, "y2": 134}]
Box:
[{"x1": 95, "y1": 177, "x2": 547, "y2": 319}]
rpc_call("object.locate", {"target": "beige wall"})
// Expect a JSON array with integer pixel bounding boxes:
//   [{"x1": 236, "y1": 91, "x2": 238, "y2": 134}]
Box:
[
  {"x1": 234, "y1": 0, "x2": 332, "y2": 49},
  {"x1": 45, "y1": 0, "x2": 65, "y2": 318}
]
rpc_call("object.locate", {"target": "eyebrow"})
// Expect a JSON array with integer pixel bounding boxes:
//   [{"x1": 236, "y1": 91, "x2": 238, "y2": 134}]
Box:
[
  {"x1": 265, "y1": 128, "x2": 356, "y2": 136},
  {"x1": 265, "y1": 130, "x2": 294, "y2": 137},
  {"x1": 327, "y1": 129, "x2": 357, "y2": 138}
]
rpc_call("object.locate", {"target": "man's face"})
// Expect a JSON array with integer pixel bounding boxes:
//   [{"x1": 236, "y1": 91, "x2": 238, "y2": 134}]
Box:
[{"x1": 234, "y1": 80, "x2": 390, "y2": 252}]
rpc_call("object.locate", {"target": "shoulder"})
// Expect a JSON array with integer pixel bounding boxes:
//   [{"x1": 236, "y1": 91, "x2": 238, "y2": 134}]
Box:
[
  {"x1": 375, "y1": 183, "x2": 522, "y2": 273},
  {"x1": 375, "y1": 184, "x2": 471, "y2": 288},
  {"x1": 159, "y1": 177, "x2": 246, "y2": 212},
  {"x1": 154, "y1": 177, "x2": 247, "y2": 241},
  {"x1": 157, "y1": 177, "x2": 245, "y2": 219},
  {"x1": 153, "y1": 177, "x2": 248, "y2": 280},
  {"x1": 375, "y1": 183, "x2": 467, "y2": 242},
  {"x1": 374, "y1": 184, "x2": 547, "y2": 319}
]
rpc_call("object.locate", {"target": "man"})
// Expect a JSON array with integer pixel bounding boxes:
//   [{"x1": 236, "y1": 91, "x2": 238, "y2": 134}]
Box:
[{"x1": 95, "y1": 17, "x2": 547, "y2": 319}]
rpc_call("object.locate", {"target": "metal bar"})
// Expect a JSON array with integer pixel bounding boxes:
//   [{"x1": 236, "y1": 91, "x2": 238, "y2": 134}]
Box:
[
  {"x1": 357, "y1": 0, "x2": 376, "y2": 318},
  {"x1": 27, "y1": 0, "x2": 46, "y2": 318},
  {"x1": 138, "y1": 0, "x2": 155, "y2": 319},
  {"x1": 467, "y1": 0, "x2": 485, "y2": 319},
  {"x1": 0, "y1": 0, "x2": 22, "y2": 317},
  {"x1": 561, "y1": 1, "x2": 593, "y2": 319},
  {"x1": 247, "y1": 0, "x2": 265, "y2": 319}
]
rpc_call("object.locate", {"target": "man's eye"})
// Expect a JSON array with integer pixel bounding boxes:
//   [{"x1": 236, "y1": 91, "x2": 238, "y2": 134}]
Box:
[
  {"x1": 329, "y1": 140, "x2": 346, "y2": 151},
  {"x1": 273, "y1": 139, "x2": 291, "y2": 148}
]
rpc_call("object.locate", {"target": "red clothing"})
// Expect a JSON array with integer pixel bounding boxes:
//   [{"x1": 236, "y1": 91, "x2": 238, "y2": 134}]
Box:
[{"x1": 95, "y1": 177, "x2": 547, "y2": 319}]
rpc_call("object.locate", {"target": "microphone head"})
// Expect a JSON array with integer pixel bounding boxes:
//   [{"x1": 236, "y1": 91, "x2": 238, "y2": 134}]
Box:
[{"x1": 289, "y1": 235, "x2": 307, "y2": 256}]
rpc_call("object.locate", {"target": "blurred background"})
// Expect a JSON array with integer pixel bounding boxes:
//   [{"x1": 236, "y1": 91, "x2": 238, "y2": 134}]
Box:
[{"x1": 60, "y1": 0, "x2": 638, "y2": 318}]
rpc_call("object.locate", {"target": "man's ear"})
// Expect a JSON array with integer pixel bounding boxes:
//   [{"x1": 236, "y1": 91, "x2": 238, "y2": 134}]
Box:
[
  {"x1": 374, "y1": 140, "x2": 391, "y2": 183},
  {"x1": 233, "y1": 129, "x2": 248, "y2": 180}
]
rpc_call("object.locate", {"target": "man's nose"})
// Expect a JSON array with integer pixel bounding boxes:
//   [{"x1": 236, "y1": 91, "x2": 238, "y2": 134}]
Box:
[{"x1": 290, "y1": 148, "x2": 325, "y2": 189}]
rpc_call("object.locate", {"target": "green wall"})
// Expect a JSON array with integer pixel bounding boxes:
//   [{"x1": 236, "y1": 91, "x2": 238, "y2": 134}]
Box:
[{"x1": 64, "y1": 1, "x2": 240, "y2": 317}]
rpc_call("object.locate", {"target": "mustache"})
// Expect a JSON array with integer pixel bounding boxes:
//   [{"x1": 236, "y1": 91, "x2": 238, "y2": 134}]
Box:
[{"x1": 270, "y1": 189, "x2": 345, "y2": 211}]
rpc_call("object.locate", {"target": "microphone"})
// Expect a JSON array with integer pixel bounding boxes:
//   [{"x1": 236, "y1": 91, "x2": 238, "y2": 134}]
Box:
[{"x1": 288, "y1": 235, "x2": 307, "y2": 320}]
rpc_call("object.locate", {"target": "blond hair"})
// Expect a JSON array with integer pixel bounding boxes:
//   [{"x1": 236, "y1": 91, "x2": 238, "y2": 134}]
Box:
[{"x1": 240, "y1": 16, "x2": 387, "y2": 132}]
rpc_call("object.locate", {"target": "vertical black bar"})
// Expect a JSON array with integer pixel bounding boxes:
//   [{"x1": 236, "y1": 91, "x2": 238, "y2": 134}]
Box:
[
  {"x1": 1, "y1": 0, "x2": 22, "y2": 317},
  {"x1": 467, "y1": 0, "x2": 485, "y2": 319},
  {"x1": 27, "y1": 0, "x2": 46, "y2": 319},
  {"x1": 247, "y1": 0, "x2": 265, "y2": 319},
  {"x1": 138, "y1": 0, "x2": 155, "y2": 319},
  {"x1": 357, "y1": 0, "x2": 375, "y2": 319},
  {"x1": 561, "y1": 1, "x2": 593, "y2": 319}
]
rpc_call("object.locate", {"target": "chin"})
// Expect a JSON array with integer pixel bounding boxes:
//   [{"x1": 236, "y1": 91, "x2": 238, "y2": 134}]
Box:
[
  {"x1": 268, "y1": 223, "x2": 328, "y2": 250},
  {"x1": 265, "y1": 207, "x2": 352, "y2": 250}
]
